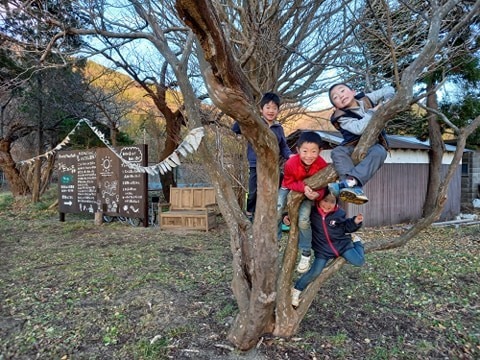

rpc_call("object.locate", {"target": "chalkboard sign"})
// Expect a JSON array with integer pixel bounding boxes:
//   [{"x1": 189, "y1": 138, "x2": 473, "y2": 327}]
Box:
[
  {"x1": 97, "y1": 147, "x2": 120, "y2": 215},
  {"x1": 57, "y1": 145, "x2": 148, "y2": 222},
  {"x1": 58, "y1": 150, "x2": 98, "y2": 214},
  {"x1": 118, "y1": 147, "x2": 145, "y2": 217}
]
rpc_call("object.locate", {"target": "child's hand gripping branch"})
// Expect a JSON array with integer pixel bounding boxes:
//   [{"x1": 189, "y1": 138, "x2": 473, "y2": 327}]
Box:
[{"x1": 304, "y1": 185, "x2": 320, "y2": 201}]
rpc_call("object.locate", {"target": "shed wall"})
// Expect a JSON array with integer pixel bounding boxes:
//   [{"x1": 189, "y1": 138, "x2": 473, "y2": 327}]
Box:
[
  {"x1": 461, "y1": 151, "x2": 480, "y2": 208},
  {"x1": 344, "y1": 163, "x2": 461, "y2": 227}
]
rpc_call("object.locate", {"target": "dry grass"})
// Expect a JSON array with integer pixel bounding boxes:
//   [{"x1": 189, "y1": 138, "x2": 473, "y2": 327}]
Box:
[{"x1": 1, "y1": 191, "x2": 479, "y2": 359}]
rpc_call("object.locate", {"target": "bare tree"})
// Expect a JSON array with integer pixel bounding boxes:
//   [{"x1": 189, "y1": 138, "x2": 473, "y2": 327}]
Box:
[
  {"x1": 6, "y1": 0, "x2": 480, "y2": 351},
  {"x1": 0, "y1": 0, "x2": 89, "y2": 199},
  {"x1": 85, "y1": 51, "x2": 187, "y2": 200},
  {"x1": 175, "y1": 0, "x2": 480, "y2": 349},
  {"x1": 81, "y1": 63, "x2": 138, "y2": 146},
  {"x1": 347, "y1": 0, "x2": 480, "y2": 217}
]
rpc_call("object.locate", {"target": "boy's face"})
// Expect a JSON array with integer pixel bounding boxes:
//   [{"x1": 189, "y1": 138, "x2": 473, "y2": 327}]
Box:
[
  {"x1": 319, "y1": 195, "x2": 337, "y2": 212},
  {"x1": 297, "y1": 142, "x2": 320, "y2": 166},
  {"x1": 330, "y1": 85, "x2": 357, "y2": 109},
  {"x1": 261, "y1": 101, "x2": 279, "y2": 123}
]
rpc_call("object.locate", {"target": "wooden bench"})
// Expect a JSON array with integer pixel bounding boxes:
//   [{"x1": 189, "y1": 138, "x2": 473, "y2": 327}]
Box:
[{"x1": 159, "y1": 187, "x2": 217, "y2": 231}]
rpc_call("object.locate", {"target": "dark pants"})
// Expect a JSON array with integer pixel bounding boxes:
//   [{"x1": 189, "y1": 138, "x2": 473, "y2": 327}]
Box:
[{"x1": 246, "y1": 167, "x2": 257, "y2": 214}]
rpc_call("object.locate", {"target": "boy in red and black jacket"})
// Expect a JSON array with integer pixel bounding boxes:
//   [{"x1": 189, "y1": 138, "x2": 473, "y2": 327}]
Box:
[{"x1": 291, "y1": 190, "x2": 365, "y2": 307}]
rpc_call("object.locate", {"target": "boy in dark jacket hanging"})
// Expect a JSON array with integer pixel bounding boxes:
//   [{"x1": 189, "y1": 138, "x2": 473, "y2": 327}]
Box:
[
  {"x1": 291, "y1": 190, "x2": 364, "y2": 307},
  {"x1": 277, "y1": 131, "x2": 328, "y2": 273},
  {"x1": 327, "y1": 83, "x2": 395, "y2": 204},
  {"x1": 232, "y1": 92, "x2": 293, "y2": 221}
]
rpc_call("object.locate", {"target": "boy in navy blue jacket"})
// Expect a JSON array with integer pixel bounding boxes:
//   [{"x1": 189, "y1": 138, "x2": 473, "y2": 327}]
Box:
[
  {"x1": 291, "y1": 190, "x2": 365, "y2": 307},
  {"x1": 232, "y1": 92, "x2": 293, "y2": 221}
]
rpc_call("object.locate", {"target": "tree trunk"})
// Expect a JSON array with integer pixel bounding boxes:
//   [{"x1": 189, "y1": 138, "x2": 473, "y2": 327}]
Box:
[
  {"x1": 31, "y1": 158, "x2": 41, "y2": 203},
  {"x1": 40, "y1": 156, "x2": 55, "y2": 195},
  {"x1": 157, "y1": 119, "x2": 178, "y2": 202},
  {"x1": 152, "y1": 85, "x2": 183, "y2": 201},
  {"x1": 190, "y1": 141, "x2": 278, "y2": 350},
  {"x1": 174, "y1": 0, "x2": 480, "y2": 351},
  {"x1": 225, "y1": 148, "x2": 280, "y2": 350},
  {"x1": 423, "y1": 82, "x2": 444, "y2": 217},
  {"x1": 0, "y1": 139, "x2": 30, "y2": 196},
  {"x1": 110, "y1": 126, "x2": 118, "y2": 146},
  {"x1": 32, "y1": 75, "x2": 44, "y2": 203}
]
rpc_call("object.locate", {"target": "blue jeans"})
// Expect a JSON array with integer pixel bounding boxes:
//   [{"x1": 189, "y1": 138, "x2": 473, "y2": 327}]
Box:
[
  {"x1": 294, "y1": 241, "x2": 365, "y2": 291},
  {"x1": 277, "y1": 187, "x2": 313, "y2": 255}
]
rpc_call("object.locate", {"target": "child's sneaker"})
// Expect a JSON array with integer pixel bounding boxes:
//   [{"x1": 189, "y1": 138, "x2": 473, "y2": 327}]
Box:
[
  {"x1": 296, "y1": 255, "x2": 311, "y2": 273},
  {"x1": 291, "y1": 288, "x2": 301, "y2": 307},
  {"x1": 339, "y1": 187, "x2": 369, "y2": 204}
]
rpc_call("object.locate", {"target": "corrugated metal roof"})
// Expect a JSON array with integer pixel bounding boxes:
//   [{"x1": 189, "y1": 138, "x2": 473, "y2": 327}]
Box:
[
  {"x1": 290, "y1": 130, "x2": 459, "y2": 152},
  {"x1": 383, "y1": 135, "x2": 431, "y2": 150}
]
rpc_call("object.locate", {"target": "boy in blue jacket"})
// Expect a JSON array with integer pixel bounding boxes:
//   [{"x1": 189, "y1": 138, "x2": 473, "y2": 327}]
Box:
[
  {"x1": 232, "y1": 92, "x2": 293, "y2": 221},
  {"x1": 291, "y1": 190, "x2": 364, "y2": 307}
]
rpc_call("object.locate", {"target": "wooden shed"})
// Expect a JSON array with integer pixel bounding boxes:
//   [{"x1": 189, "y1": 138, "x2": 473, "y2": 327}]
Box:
[
  {"x1": 287, "y1": 130, "x2": 462, "y2": 227},
  {"x1": 460, "y1": 150, "x2": 480, "y2": 209}
]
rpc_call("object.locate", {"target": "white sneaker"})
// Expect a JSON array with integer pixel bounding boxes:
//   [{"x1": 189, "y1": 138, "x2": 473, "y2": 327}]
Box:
[
  {"x1": 296, "y1": 255, "x2": 311, "y2": 273},
  {"x1": 291, "y1": 288, "x2": 301, "y2": 307}
]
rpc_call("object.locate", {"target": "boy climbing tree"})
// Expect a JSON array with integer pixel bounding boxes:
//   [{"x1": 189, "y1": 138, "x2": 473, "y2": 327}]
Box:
[{"x1": 327, "y1": 83, "x2": 395, "y2": 204}]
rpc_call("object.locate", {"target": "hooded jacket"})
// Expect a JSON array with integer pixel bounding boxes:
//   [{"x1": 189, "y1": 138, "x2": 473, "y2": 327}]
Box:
[{"x1": 311, "y1": 203, "x2": 362, "y2": 259}]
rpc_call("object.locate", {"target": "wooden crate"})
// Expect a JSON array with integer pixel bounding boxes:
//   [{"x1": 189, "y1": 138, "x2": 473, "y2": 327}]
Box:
[
  {"x1": 160, "y1": 211, "x2": 217, "y2": 231},
  {"x1": 160, "y1": 187, "x2": 217, "y2": 231},
  {"x1": 169, "y1": 187, "x2": 216, "y2": 211}
]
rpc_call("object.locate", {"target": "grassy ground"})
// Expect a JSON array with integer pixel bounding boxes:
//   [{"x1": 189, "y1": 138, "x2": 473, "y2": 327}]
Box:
[{"x1": 0, "y1": 191, "x2": 479, "y2": 359}]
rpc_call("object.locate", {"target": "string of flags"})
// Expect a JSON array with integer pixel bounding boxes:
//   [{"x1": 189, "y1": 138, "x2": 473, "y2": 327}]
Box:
[{"x1": 17, "y1": 118, "x2": 205, "y2": 175}]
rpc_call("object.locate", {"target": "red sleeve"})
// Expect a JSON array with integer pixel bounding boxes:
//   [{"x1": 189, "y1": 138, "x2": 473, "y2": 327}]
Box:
[
  {"x1": 317, "y1": 156, "x2": 328, "y2": 170},
  {"x1": 282, "y1": 157, "x2": 306, "y2": 193}
]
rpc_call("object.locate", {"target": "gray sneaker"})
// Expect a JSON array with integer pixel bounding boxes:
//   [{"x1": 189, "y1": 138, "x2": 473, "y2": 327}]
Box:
[{"x1": 339, "y1": 187, "x2": 369, "y2": 204}]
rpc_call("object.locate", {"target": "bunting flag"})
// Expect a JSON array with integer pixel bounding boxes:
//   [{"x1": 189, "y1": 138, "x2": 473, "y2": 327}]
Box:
[{"x1": 17, "y1": 118, "x2": 205, "y2": 175}]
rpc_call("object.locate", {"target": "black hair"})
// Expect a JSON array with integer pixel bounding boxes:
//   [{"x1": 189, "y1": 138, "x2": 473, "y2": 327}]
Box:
[
  {"x1": 320, "y1": 188, "x2": 338, "y2": 202},
  {"x1": 328, "y1": 83, "x2": 353, "y2": 104},
  {"x1": 260, "y1": 92, "x2": 281, "y2": 109},
  {"x1": 297, "y1": 131, "x2": 324, "y2": 148}
]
